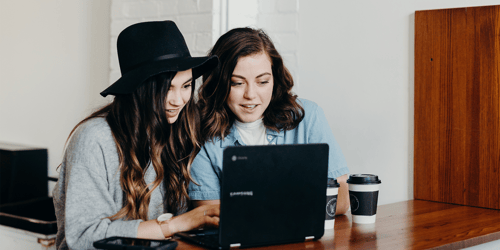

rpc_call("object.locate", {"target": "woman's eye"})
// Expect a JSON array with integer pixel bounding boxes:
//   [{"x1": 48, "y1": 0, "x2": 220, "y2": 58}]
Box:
[
  {"x1": 183, "y1": 83, "x2": 192, "y2": 89},
  {"x1": 259, "y1": 81, "x2": 269, "y2": 85},
  {"x1": 230, "y1": 82, "x2": 243, "y2": 86}
]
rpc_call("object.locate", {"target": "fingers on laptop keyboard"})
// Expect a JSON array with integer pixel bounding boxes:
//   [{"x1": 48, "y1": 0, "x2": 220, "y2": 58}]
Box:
[
  {"x1": 205, "y1": 204, "x2": 220, "y2": 217},
  {"x1": 205, "y1": 215, "x2": 220, "y2": 228},
  {"x1": 202, "y1": 204, "x2": 220, "y2": 228}
]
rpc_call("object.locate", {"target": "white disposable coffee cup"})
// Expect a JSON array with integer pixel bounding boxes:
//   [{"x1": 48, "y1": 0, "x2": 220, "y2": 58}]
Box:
[
  {"x1": 325, "y1": 178, "x2": 340, "y2": 229},
  {"x1": 347, "y1": 174, "x2": 381, "y2": 224}
]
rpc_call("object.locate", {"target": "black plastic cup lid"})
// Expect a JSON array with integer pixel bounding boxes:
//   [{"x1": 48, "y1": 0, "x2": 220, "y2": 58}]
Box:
[
  {"x1": 327, "y1": 178, "x2": 340, "y2": 188},
  {"x1": 346, "y1": 174, "x2": 381, "y2": 184}
]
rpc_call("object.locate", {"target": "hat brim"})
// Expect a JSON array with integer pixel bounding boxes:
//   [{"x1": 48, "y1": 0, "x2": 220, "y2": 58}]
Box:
[{"x1": 100, "y1": 55, "x2": 218, "y2": 97}]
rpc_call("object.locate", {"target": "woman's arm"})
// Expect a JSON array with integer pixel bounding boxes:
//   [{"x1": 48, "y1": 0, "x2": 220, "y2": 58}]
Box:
[
  {"x1": 137, "y1": 204, "x2": 220, "y2": 238},
  {"x1": 301, "y1": 100, "x2": 350, "y2": 215},
  {"x1": 188, "y1": 145, "x2": 223, "y2": 203},
  {"x1": 192, "y1": 200, "x2": 220, "y2": 208},
  {"x1": 304, "y1": 100, "x2": 349, "y2": 179},
  {"x1": 54, "y1": 120, "x2": 143, "y2": 249},
  {"x1": 336, "y1": 174, "x2": 350, "y2": 215},
  {"x1": 193, "y1": 177, "x2": 349, "y2": 214},
  {"x1": 56, "y1": 121, "x2": 221, "y2": 248}
]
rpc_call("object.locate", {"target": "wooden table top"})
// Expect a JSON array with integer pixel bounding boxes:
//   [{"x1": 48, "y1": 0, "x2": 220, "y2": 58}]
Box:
[{"x1": 174, "y1": 200, "x2": 500, "y2": 249}]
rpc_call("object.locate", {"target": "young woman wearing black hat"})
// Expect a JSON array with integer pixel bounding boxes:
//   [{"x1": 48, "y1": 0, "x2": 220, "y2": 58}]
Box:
[
  {"x1": 188, "y1": 28, "x2": 350, "y2": 215},
  {"x1": 52, "y1": 21, "x2": 219, "y2": 249}
]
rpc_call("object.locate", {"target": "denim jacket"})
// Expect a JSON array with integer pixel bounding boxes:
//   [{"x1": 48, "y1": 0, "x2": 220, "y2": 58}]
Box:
[{"x1": 188, "y1": 98, "x2": 349, "y2": 200}]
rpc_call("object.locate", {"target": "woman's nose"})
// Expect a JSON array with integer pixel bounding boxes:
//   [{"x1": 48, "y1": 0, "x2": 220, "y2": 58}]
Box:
[
  {"x1": 243, "y1": 84, "x2": 257, "y2": 99},
  {"x1": 168, "y1": 89, "x2": 183, "y2": 106}
]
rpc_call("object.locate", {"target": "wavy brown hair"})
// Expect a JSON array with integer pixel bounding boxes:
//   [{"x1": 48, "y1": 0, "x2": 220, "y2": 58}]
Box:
[
  {"x1": 198, "y1": 27, "x2": 304, "y2": 142},
  {"x1": 64, "y1": 72, "x2": 199, "y2": 220}
]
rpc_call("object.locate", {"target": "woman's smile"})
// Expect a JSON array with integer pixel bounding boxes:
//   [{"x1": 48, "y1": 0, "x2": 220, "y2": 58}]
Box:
[{"x1": 240, "y1": 104, "x2": 258, "y2": 110}]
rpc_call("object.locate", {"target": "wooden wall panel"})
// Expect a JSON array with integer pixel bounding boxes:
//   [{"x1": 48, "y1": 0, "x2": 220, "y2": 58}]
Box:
[{"x1": 414, "y1": 5, "x2": 500, "y2": 209}]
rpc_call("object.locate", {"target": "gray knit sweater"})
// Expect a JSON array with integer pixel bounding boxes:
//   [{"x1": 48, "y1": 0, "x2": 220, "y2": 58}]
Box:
[{"x1": 53, "y1": 118, "x2": 165, "y2": 250}]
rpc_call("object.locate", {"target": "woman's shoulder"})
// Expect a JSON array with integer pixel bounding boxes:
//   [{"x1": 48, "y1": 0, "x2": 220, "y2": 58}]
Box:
[
  {"x1": 73, "y1": 117, "x2": 111, "y2": 137},
  {"x1": 67, "y1": 117, "x2": 114, "y2": 149},
  {"x1": 296, "y1": 98, "x2": 320, "y2": 112},
  {"x1": 61, "y1": 117, "x2": 117, "y2": 177},
  {"x1": 200, "y1": 137, "x2": 224, "y2": 152}
]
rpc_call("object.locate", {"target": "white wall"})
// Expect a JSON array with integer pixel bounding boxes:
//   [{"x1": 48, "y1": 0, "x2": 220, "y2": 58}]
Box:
[
  {"x1": 225, "y1": 0, "x2": 301, "y2": 98},
  {"x1": 298, "y1": 0, "x2": 500, "y2": 205},
  {"x1": 0, "y1": 1, "x2": 111, "y2": 185}
]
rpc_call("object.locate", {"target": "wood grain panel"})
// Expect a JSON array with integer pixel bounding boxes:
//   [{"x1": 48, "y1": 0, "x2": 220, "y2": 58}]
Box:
[
  {"x1": 449, "y1": 7, "x2": 468, "y2": 206},
  {"x1": 415, "y1": 5, "x2": 500, "y2": 209}
]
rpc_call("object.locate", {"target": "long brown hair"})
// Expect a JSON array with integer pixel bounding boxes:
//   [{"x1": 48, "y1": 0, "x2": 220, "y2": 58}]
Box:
[
  {"x1": 198, "y1": 27, "x2": 304, "y2": 142},
  {"x1": 65, "y1": 71, "x2": 199, "y2": 220}
]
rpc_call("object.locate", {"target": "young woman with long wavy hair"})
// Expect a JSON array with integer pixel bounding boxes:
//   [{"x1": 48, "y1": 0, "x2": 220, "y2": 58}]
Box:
[
  {"x1": 52, "y1": 21, "x2": 219, "y2": 249},
  {"x1": 188, "y1": 27, "x2": 351, "y2": 215}
]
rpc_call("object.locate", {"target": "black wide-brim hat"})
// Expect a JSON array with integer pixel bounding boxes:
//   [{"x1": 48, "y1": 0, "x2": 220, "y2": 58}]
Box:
[{"x1": 100, "y1": 20, "x2": 218, "y2": 97}]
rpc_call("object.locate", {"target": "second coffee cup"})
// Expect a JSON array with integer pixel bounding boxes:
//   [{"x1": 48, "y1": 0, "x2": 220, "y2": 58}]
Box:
[
  {"x1": 347, "y1": 174, "x2": 381, "y2": 224},
  {"x1": 325, "y1": 178, "x2": 340, "y2": 229}
]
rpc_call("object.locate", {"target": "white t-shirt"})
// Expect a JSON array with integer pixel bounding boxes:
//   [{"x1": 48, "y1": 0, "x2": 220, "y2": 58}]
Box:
[{"x1": 234, "y1": 118, "x2": 268, "y2": 145}]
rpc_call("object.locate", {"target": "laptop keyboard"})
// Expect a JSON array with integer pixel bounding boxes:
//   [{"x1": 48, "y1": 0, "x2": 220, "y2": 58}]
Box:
[{"x1": 177, "y1": 229, "x2": 220, "y2": 248}]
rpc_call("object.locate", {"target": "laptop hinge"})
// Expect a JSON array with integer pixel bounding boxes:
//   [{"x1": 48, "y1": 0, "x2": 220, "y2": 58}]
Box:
[
  {"x1": 230, "y1": 243, "x2": 241, "y2": 248},
  {"x1": 305, "y1": 236, "x2": 315, "y2": 241}
]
